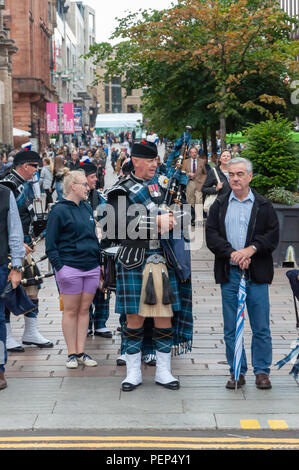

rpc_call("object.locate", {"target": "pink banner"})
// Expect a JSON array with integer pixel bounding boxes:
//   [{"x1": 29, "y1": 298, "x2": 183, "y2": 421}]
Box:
[
  {"x1": 63, "y1": 102, "x2": 75, "y2": 134},
  {"x1": 46, "y1": 103, "x2": 58, "y2": 134}
]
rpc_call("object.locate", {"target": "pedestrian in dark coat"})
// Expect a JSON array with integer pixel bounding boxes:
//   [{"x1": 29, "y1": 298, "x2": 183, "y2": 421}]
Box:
[{"x1": 206, "y1": 157, "x2": 279, "y2": 391}]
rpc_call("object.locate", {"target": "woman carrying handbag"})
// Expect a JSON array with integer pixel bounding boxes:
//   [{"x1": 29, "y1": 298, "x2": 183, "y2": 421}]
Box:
[{"x1": 202, "y1": 149, "x2": 232, "y2": 214}]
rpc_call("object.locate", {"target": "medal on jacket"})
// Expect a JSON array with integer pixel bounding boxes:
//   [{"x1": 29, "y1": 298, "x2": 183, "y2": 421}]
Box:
[{"x1": 148, "y1": 183, "x2": 161, "y2": 198}]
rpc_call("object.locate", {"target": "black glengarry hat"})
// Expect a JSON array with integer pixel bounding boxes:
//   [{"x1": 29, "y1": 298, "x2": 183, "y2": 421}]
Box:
[
  {"x1": 14, "y1": 150, "x2": 41, "y2": 166},
  {"x1": 81, "y1": 162, "x2": 97, "y2": 176},
  {"x1": 131, "y1": 141, "x2": 158, "y2": 159}
]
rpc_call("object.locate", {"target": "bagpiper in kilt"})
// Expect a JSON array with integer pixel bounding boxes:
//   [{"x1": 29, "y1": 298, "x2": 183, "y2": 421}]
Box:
[
  {"x1": 0, "y1": 150, "x2": 53, "y2": 352},
  {"x1": 105, "y1": 140, "x2": 193, "y2": 391}
]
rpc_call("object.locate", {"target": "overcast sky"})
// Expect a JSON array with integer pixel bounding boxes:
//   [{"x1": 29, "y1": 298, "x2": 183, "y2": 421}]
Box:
[{"x1": 78, "y1": 0, "x2": 175, "y2": 43}]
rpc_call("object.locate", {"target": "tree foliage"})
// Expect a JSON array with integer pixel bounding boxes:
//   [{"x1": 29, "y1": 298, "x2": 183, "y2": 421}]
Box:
[
  {"x1": 242, "y1": 114, "x2": 299, "y2": 194},
  {"x1": 86, "y1": 0, "x2": 299, "y2": 142}
]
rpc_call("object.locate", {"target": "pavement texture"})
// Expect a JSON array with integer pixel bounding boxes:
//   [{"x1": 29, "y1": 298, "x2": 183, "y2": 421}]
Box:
[{"x1": 1, "y1": 146, "x2": 299, "y2": 432}]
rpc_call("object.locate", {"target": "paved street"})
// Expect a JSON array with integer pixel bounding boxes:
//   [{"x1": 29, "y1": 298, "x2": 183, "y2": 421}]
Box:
[{"x1": 1, "y1": 148, "x2": 299, "y2": 436}]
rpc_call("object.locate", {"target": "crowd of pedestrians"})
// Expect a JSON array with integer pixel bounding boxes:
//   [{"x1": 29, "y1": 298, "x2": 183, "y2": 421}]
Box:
[{"x1": 0, "y1": 133, "x2": 280, "y2": 393}]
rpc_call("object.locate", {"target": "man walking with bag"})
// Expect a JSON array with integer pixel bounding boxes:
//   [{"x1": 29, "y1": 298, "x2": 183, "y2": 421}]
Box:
[{"x1": 206, "y1": 157, "x2": 279, "y2": 390}]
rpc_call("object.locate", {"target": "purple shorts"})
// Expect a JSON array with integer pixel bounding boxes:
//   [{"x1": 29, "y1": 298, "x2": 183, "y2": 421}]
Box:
[{"x1": 55, "y1": 265, "x2": 101, "y2": 295}]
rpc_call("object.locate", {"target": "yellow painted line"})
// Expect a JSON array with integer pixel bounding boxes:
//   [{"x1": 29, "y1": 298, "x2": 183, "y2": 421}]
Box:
[
  {"x1": 1, "y1": 436, "x2": 299, "y2": 443},
  {"x1": 268, "y1": 420, "x2": 288, "y2": 430},
  {"x1": 0, "y1": 443, "x2": 298, "y2": 450},
  {"x1": 240, "y1": 419, "x2": 261, "y2": 429}
]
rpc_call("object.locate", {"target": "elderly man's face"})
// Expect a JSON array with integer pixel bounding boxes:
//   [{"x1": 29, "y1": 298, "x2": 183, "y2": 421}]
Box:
[
  {"x1": 72, "y1": 152, "x2": 79, "y2": 161},
  {"x1": 228, "y1": 163, "x2": 252, "y2": 193},
  {"x1": 189, "y1": 148, "x2": 198, "y2": 159},
  {"x1": 132, "y1": 157, "x2": 157, "y2": 180}
]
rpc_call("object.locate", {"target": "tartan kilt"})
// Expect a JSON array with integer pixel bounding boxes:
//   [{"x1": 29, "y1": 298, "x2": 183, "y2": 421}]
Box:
[
  {"x1": 115, "y1": 249, "x2": 181, "y2": 315},
  {"x1": 115, "y1": 248, "x2": 193, "y2": 354}
]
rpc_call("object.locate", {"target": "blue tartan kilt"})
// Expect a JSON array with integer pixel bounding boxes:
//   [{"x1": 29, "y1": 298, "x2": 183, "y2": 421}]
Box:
[{"x1": 115, "y1": 249, "x2": 181, "y2": 315}]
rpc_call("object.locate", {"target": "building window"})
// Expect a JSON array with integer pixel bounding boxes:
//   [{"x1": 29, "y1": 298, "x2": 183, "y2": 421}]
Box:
[
  {"x1": 105, "y1": 83, "x2": 110, "y2": 112},
  {"x1": 111, "y1": 78, "x2": 122, "y2": 113}
]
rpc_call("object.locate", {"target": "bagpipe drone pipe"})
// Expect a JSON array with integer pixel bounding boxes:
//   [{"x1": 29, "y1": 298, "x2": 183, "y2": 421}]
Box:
[{"x1": 159, "y1": 126, "x2": 193, "y2": 282}]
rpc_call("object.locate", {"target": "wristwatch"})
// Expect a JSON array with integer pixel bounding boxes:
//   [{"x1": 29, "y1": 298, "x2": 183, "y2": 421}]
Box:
[
  {"x1": 11, "y1": 265, "x2": 23, "y2": 272},
  {"x1": 252, "y1": 245, "x2": 257, "y2": 253}
]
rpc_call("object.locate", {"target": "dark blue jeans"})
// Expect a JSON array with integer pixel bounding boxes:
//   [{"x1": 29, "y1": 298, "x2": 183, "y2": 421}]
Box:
[
  {"x1": 221, "y1": 266, "x2": 272, "y2": 376},
  {"x1": 0, "y1": 264, "x2": 9, "y2": 372}
]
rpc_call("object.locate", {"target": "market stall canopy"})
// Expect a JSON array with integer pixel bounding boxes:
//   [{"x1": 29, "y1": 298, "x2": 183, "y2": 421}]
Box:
[
  {"x1": 95, "y1": 113, "x2": 143, "y2": 137},
  {"x1": 13, "y1": 128, "x2": 31, "y2": 137}
]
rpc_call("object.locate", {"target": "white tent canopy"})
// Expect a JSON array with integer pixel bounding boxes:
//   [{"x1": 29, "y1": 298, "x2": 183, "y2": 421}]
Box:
[{"x1": 95, "y1": 113, "x2": 143, "y2": 137}]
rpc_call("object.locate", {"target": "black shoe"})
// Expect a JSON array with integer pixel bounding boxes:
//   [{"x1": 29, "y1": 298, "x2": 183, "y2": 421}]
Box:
[
  {"x1": 7, "y1": 346, "x2": 25, "y2": 353},
  {"x1": 94, "y1": 330, "x2": 113, "y2": 338},
  {"x1": 22, "y1": 341, "x2": 54, "y2": 348},
  {"x1": 116, "y1": 355, "x2": 126, "y2": 366},
  {"x1": 155, "y1": 380, "x2": 180, "y2": 390},
  {"x1": 121, "y1": 382, "x2": 141, "y2": 392}
]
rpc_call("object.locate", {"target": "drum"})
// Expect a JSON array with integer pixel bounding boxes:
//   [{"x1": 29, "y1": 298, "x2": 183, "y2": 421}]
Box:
[{"x1": 101, "y1": 246, "x2": 120, "y2": 292}]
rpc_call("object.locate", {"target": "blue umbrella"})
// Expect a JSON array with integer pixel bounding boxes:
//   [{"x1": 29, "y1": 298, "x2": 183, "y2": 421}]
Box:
[
  {"x1": 233, "y1": 270, "x2": 247, "y2": 389},
  {"x1": 275, "y1": 339, "x2": 299, "y2": 384}
]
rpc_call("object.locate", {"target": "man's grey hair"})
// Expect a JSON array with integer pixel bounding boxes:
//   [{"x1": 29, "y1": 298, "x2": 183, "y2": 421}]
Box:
[{"x1": 227, "y1": 157, "x2": 253, "y2": 174}]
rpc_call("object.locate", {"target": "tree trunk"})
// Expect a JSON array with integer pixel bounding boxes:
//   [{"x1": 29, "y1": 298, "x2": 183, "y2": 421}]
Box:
[
  {"x1": 210, "y1": 127, "x2": 217, "y2": 154},
  {"x1": 220, "y1": 113, "x2": 226, "y2": 151},
  {"x1": 220, "y1": 85, "x2": 227, "y2": 150},
  {"x1": 202, "y1": 130, "x2": 208, "y2": 156}
]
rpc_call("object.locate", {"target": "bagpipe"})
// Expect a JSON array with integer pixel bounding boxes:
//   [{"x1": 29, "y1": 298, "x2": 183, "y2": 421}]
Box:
[
  {"x1": 162, "y1": 125, "x2": 192, "y2": 208},
  {"x1": 159, "y1": 126, "x2": 193, "y2": 282}
]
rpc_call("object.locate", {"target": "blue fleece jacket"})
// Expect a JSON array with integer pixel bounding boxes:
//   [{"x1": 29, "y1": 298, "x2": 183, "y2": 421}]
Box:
[{"x1": 45, "y1": 199, "x2": 100, "y2": 272}]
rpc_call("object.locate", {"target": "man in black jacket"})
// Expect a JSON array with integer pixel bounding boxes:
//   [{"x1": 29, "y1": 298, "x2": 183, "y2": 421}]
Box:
[{"x1": 206, "y1": 157, "x2": 279, "y2": 390}]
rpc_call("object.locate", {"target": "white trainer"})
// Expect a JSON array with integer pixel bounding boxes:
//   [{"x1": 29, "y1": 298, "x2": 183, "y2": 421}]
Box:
[
  {"x1": 77, "y1": 354, "x2": 98, "y2": 367},
  {"x1": 66, "y1": 355, "x2": 78, "y2": 369}
]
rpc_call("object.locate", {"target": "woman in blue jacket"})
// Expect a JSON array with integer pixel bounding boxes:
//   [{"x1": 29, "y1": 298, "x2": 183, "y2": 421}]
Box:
[{"x1": 46, "y1": 170, "x2": 101, "y2": 369}]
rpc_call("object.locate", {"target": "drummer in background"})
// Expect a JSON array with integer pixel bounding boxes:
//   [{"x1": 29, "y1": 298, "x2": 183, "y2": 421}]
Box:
[
  {"x1": 45, "y1": 170, "x2": 101, "y2": 369},
  {"x1": 81, "y1": 163, "x2": 112, "y2": 338}
]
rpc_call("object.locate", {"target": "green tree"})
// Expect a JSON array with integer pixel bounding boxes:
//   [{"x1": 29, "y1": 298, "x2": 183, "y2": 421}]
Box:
[
  {"x1": 242, "y1": 114, "x2": 299, "y2": 194},
  {"x1": 86, "y1": 0, "x2": 299, "y2": 146},
  {"x1": 109, "y1": 0, "x2": 299, "y2": 148}
]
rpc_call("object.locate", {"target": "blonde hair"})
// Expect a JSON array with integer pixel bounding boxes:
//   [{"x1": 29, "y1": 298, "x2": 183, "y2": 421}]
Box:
[{"x1": 63, "y1": 170, "x2": 85, "y2": 196}]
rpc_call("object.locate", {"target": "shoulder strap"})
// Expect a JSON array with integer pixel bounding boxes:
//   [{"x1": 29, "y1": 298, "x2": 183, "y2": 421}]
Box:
[{"x1": 213, "y1": 167, "x2": 221, "y2": 183}]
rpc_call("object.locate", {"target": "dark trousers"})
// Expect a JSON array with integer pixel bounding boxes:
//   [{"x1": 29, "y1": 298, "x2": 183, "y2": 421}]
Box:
[{"x1": 0, "y1": 264, "x2": 9, "y2": 372}]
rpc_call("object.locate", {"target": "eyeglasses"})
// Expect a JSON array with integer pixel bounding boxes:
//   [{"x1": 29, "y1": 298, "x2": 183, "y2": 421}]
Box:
[{"x1": 73, "y1": 182, "x2": 89, "y2": 188}]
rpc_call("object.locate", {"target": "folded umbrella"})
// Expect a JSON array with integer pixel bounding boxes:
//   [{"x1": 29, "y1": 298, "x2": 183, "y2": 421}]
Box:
[
  {"x1": 286, "y1": 269, "x2": 299, "y2": 328},
  {"x1": 275, "y1": 339, "x2": 299, "y2": 385},
  {"x1": 275, "y1": 270, "x2": 299, "y2": 383},
  {"x1": 233, "y1": 270, "x2": 247, "y2": 389},
  {"x1": 0, "y1": 282, "x2": 36, "y2": 316}
]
